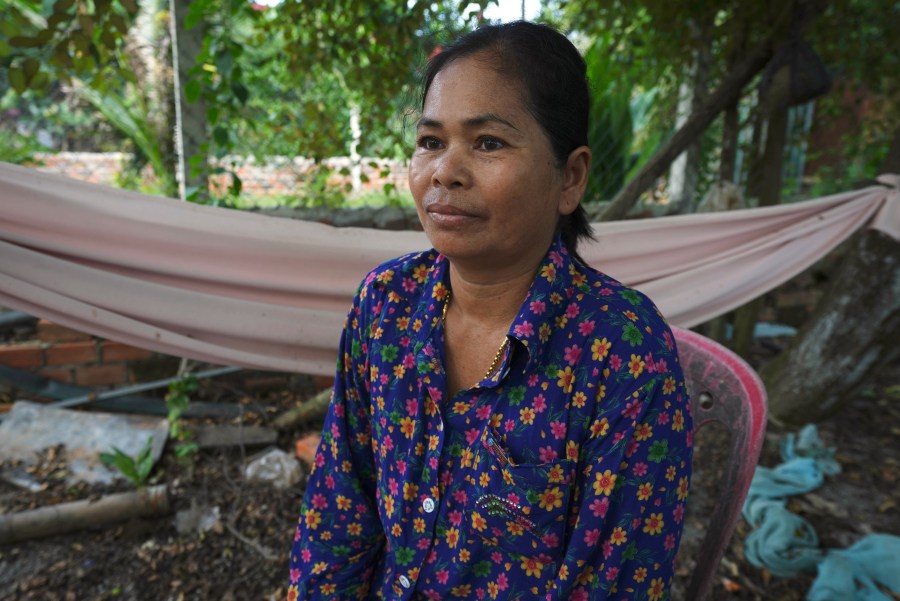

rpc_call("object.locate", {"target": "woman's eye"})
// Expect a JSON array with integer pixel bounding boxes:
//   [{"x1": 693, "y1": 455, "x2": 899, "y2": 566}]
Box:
[
  {"x1": 477, "y1": 137, "x2": 504, "y2": 151},
  {"x1": 418, "y1": 136, "x2": 442, "y2": 150}
]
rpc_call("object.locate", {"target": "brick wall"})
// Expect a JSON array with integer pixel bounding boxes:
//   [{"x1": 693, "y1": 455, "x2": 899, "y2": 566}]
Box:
[
  {"x1": 0, "y1": 320, "x2": 158, "y2": 390},
  {"x1": 31, "y1": 152, "x2": 410, "y2": 198}
]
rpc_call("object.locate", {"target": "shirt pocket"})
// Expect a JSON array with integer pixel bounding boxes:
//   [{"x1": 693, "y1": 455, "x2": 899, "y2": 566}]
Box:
[{"x1": 466, "y1": 426, "x2": 573, "y2": 566}]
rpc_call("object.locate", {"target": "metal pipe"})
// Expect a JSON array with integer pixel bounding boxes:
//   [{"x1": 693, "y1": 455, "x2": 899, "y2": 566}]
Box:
[{"x1": 50, "y1": 366, "x2": 242, "y2": 409}]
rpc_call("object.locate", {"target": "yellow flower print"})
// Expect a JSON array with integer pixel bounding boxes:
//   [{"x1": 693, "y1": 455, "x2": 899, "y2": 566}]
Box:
[
  {"x1": 666, "y1": 466, "x2": 677, "y2": 481},
  {"x1": 663, "y1": 376, "x2": 676, "y2": 394},
  {"x1": 471, "y1": 511, "x2": 487, "y2": 532},
  {"x1": 648, "y1": 577, "x2": 665, "y2": 601},
  {"x1": 538, "y1": 487, "x2": 564, "y2": 510},
  {"x1": 593, "y1": 469, "x2": 617, "y2": 496},
  {"x1": 634, "y1": 567, "x2": 647, "y2": 582},
  {"x1": 304, "y1": 509, "x2": 322, "y2": 530},
  {"x1": 459, "y1": 548, "x2": 470, "y2": 563},
  {"x1": 673, "y1": 409, "x2": 685, "y2": 431},
  {"x1": 591, "y1": 337, "x2": 611, "y2": 361},
  {"x1": 643, "y1": 512, "x2": 664, "y2": 535},
  {"x1": 432, "y1": 282, "x2": 449, "y2": 301},
  {"x1": 548, "y1": 464, "x2": 566, "y2": 483},
  {"x1": 414, "y1": 518, "x2": 426, "y2": 533},
  {"x1": 336, "y1": 495, "x2": 351, "y2": 510},
  {"x1": 677, "y1": 476, "x2": 690, "y2": 501},
  {"x1": 403, "y1": 482, "x2": 418, "y2": 501},
  {"x1": 595, "y1": 384, "x2": 606, "y2": 402},
  {"x1": 384, "y1": 495, "x2": 394, "y2": 516},
  {"x1": 393, "y1": 364, "x2": 406, "y2": 379},
  {"x1": 446, "y1": 527, "x2": 459, "y2": 548},
  {"x1": 507, "y1": 521, "x2": 524, "y2": 536},
  {"x1": 610, "y1": 527, "x2": 628, "y2": 545},
  {"x1": 540, "y1": 263, "x2": 556, "y2": 282},
  {"x1": 590, "y1": 417, "x2": 610, "y2": 438},
  {"x1": 628, "y1": 354, "x2": 645, "y2": 378},
  {"x1": 637, "y1": 481, "x2": 653, "y2": 500},
  {"x1": 391, "y1": 523, "x2": 402, "y2": 536},
  {"x1": 347, "y1": 522, "x2": 363, "y2": 536},
  {"x1": 539, "y1": 323, "x2": 552, "y2": 342},
  {"x1": 488, "y1": 582, "x2": 499, "y2": 598},
  {"x1": 450, "y1": 584, "x2": 471, "y2": 597},
  {"x1": 566, "y1": 440, "x2": 579, "y2": 461},
  {"x1": 635, "y1": 423, "x2": 653, "y2": 441},
  {"x1": 412, "y1": 263, "x2": 429, "y2": 283},
  {"x1": 520, "y1": 406, "x2": 536, "y2": 425},
  {"x1": 557, "y1": 366, "x2": 575, "y2": 392},
  {"x1": 573, "y1": 391, "x2": 587, "y2": 407},
  {"x1": 399, "y1": 416, "x2": 415, "y2": 438},
  {"x1": 479, "y1": 472, "x2": 490, "y2": 487},
  {"x1": 376, "y1": 269, "x2": 394, "y2": 284},
  {"x1": 521, "y1": 557, "x2": 544, "y2": 577},
  {"x1": 624, "y1": 310, "x2": 638, "y2": 321}
]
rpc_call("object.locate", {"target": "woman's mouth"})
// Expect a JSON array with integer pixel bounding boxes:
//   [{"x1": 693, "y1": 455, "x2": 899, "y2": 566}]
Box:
[{"x1": 424, "y1": 202, "x2": 478, "y2": 226}]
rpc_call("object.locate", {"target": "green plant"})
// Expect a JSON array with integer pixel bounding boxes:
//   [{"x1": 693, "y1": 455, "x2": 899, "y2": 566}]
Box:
[
  {"x1": 166, "y1": 376, "x2": 199, "y2": 459},
  {"x1": 99, "y1": 437, "x2": 155, "y2": 487}
]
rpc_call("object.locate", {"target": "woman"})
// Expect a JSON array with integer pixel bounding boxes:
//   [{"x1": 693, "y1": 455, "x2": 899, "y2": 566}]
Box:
[{"x1": 289, "y1": 21, "x2": 692, "y2": 601}]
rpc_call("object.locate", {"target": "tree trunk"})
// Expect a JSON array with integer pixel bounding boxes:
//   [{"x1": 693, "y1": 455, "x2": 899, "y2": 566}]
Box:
[
  {"x1": 762, "y1": 229, "x2": 900, "y2": 425},
  {"x1": 669, "y1": 40, "x2": 711, "y2": 215},
  {"x1": 171, "y1": 0, "x2": 209, "y2": 200},
  {"x1": 599, "y1": 36, "x2": 775, "y2": 221}
]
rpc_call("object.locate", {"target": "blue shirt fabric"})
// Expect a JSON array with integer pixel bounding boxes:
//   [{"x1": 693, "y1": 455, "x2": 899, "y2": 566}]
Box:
[{"x1": 288, "y1": 238, "x2": 693, "y2": 601}]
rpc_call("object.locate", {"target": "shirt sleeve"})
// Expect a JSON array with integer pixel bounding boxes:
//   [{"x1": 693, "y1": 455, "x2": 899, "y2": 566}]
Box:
[
  {"x1": 549, "y1": 368, "x2": 693, "y2": 601},
  {"x1": 288, "y1": 281, "x2": 386, "y2": 601}
]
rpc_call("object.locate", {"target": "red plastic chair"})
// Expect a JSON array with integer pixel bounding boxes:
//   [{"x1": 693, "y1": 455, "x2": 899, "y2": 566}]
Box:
[{"x1": 671, "y1": 326, "x2": 768, "y2": 601}]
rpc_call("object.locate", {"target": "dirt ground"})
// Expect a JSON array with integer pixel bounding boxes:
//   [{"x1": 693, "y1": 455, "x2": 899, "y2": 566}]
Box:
[{"x1": 1, "y1": 348, "x2": 898, "y2": 601}]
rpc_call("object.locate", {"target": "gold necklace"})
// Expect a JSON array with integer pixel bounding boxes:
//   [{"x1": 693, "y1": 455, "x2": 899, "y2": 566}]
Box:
[{"x1": 443, "y1": 291, "x2": 509, "y2": 381}]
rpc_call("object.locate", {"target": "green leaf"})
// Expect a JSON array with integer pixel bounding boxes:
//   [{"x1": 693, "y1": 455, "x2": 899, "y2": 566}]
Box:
[
  {"x1": 8, "y1": 67, "x2": 26, "y2": 93},
  {"x1": 9, "y1": 36, "x2": 42, "y2": 48},
  {"x1": 185, "y1": 79, "x2": 201, "y2": 103},
  {"x1": 231, "y1": 82, "x2": 248, "y2": 105},
  {"x1": 213, "y1": 126, "x2": 229, "y2": 146},
  {"x1": 30, "y1": 71, "x2": 49, "y2": 91}
]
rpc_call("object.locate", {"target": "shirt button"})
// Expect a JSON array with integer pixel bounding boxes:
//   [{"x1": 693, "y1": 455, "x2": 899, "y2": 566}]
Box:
[
  {"x1": 422, "y1": 497, "x2": 435, "y2": 513},
  {"x1": 399, "y1": 575, "x2": 411, "y2": 589}
]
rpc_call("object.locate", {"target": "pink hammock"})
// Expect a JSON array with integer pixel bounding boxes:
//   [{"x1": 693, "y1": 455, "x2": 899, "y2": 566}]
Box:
[{"x1": 0, "y1": 162, "x2": 896, "y2": 376}]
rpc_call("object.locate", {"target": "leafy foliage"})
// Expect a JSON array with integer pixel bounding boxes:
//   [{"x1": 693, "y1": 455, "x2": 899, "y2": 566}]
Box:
[{"x1": 99, "y1": 436, "x2": 155, "y2": 487}]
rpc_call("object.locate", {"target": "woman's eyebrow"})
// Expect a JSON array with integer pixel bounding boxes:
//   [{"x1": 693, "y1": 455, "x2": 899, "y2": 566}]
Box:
[{"x1": 416, "y1": 113, "x2": 520, "y2": 132}]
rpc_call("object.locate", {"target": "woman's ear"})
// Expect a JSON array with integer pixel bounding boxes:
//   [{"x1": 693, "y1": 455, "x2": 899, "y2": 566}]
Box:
[{"x1": 558, "y1": 146, "x2": 592, "y2": 216}]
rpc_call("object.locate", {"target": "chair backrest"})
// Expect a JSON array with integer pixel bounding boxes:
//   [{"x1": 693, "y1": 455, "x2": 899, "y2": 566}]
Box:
[{"x1": 671, "y1": 325, "x2": 768, "y2": 601}]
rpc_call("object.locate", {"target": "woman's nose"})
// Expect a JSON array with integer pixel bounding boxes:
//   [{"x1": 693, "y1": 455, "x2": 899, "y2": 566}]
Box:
[{"x1": 431, "y1": 147, "x2": 470, "y2": 189}]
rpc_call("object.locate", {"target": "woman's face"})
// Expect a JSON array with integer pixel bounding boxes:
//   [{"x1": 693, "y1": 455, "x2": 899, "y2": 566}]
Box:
[{"x1": 409, "y1": 54, "x2": 580, "y2": 274}]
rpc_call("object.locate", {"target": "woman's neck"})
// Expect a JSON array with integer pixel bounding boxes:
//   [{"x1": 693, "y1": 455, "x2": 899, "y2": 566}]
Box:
[{"x1": 446, "y1": 260, "x2": 538, "y2": 327}]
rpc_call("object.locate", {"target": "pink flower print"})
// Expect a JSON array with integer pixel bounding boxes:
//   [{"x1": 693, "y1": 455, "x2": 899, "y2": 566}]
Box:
[
  {"x1": 550, "y1": 420, "x2": 567, "y2": 439},
  {"x1": 589, "y1": 496, "x2": 610, "y2": 518},
  {"x1": 605, "y1": 566, "x2": 619, "y2": 581},
  {"x1": 388, "y1": 478, "x2": 399, "y2": 496},
  {"x1": 656, "y1": 358, "x2": 668, "y2": 373},
  {"x1": 571, "y1": 588, "x2": 589, "y2": 601},
  {"x1": 436, "y1": 569, "x2": 449, "y2": 584},
  {"x1": 311, "y1": 494, "x2": 328, "y2": 510},
  {"x1": 529, "y1": 299, "x2": 546, "y2": 314},
  {"x1": 324, "y1": 474, "x2": 334, "y2": 489},
  {"x1": 317, "y1": 454, "x2": 327, "y2": 469},
  {"x1": 402, "y1": 277, "x2": 417, "y2": 293},
  {"x1": 625, "y1": 438, "x2": 639, "y2": 458},
  {"x1": 449, "y1": 509, "x2": 462, "y2": 526},
  {"x1": 633, "y1": 462, "x2": 648, "y2": 477},
  {"x1": 622, "y1": 399, "x2": 644, "y2": 419},
  {"x1": 491, "y1": 551, "x2": 503, "y2": 564},
  {"x1": 645, "y1": 353, "x2": 657, "y2": 373},
  {"x1": 602, "y1": 539, "x2": 613, "y2": 559},
  {"x1": 533, "y1": 394, "x2": 547, "y2": 413},
  {"x1": 453, "y1": 489, "x2": 468, "y2": 504},
  {"x1": 673, "y1": 503, "x2": 685, "y2": 523},
  {"x1": 527, "y1": 373, "x2": 539, "y2": 387},
  {"x1": 476, "y1": 404, "x2": 492, "y2": 420},
  {"x1": 564, "y1": 345, "x2": 582, "y2": 365},
  {"x1": 301, "y1": 548, "x2": 310, "y2": 561},
  {"x1": 514, "y1": 321, "x2": 534, "y2": 337},
  {"x1": 539, "y1": 446, "x2": 558, "y2": 463},
  {"x1": 406, "y1": 398, "x2": 418, "y2": 415},
  {"x1": 599, "y1": 287, "x2": 614, "y2": 296},
  {"x1": 404, "y1": 353, "x2": 416, "y2": 368},
  {"x1": 418, "y1": 538, "x2": 431, "y2": 550},
  {"x1": 584, "y1": 528, "x2": 602, "y2": 546},
  {"x1": 429, "y1": 456, "x2": 439, "y2": 469},
  {"x1": 566, "y1": 303, "x2": 580, "y2": 319},
  {"x1": 497, "y1": 573, "x2": 509, "y2": 590},
  {"x1": 665, "y1": 533, "x2": 676, "y2": 551},
  {"x1": 609, "y1": 354, "x2": 622, "y2": 371},
  {"x1": 333, "y1": 402, "x2": 345, "y2": 418},
  {"x1": 578, "y1": 319, "x2": 596, "y2": 336},
  {"x1": 504, "y1": 419, "x2": 516, "y2": 432},
  {"x1": 657, "y1": 411, "x2": 670, "y2": 425},
  {"x1": 396, "y1": 459, "x2": 407, "y2": 475},
  {"x1": 506, "y1": 493, "x2": 521, "y2": 506},
  {"x1": 541, "y1": 531, "x2": 560, "y2": 548},
  {"x1": 549, "y1": 250, "x2": 564, "y2": 266},
  {"x1": 664, "y1": 330, "x2": 674, "y2": 350},
  {"x1": 465, "y1": 428, "x2": 481, "y2": 445}
]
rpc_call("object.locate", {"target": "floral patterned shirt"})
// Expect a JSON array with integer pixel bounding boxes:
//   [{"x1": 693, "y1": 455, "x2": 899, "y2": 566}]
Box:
[{"x1": 288, "y1": 238, "x2": 692, "y2": 601}]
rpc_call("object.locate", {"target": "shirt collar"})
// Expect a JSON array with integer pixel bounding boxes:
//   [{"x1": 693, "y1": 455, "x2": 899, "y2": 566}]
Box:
[{"x1": 415, "y1": 236, "x2": 579, "y2": 372}]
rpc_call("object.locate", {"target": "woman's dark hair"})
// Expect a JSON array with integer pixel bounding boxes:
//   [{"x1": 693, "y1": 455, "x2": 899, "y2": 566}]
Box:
[{"x1": 421, "y1": 21, "x2": 594, "y2": 262}]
